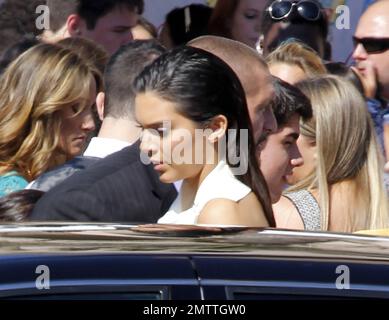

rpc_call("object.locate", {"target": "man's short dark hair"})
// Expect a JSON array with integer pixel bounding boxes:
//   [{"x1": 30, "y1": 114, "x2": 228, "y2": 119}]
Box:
[
  {"x1": 47, "y1": 0, "x2": 144, "y2": 32},
  {"x1": 271, "y1": 77, "x2": 312, "y2": 127},
  {"x1": 103, "y1": 39, "x2": 165, "y2": 119}
]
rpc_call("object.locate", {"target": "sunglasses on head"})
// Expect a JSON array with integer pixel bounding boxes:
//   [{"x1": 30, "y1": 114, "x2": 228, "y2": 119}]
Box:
[
  {"x1": 267, "y1": 0, "x2": 322, "y2": 21},
  {"x1": 352, "y1": 36, "x2": 389, "y2": 54}
]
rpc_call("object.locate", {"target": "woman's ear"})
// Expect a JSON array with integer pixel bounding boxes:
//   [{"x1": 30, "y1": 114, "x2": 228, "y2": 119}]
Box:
[
  {"x1": 207, "y1": 115, "x2": 228, "y2": 143},
  {"x1": 96, "y1": 92, "x2": 105, "y2": 121}
]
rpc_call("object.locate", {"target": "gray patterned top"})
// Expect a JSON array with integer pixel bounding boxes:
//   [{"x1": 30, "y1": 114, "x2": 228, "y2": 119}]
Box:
[{"x1": 283, "y1": 189, "x2": 321, "y2": 231}]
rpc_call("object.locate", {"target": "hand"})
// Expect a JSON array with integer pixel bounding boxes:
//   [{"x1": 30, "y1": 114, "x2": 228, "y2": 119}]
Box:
[
  {"x1": 352, "y1": 60, "x2": 377, "y2": 99},
  {"x1": 384, "y1": 161, "x2": 389, "y2": 174}
]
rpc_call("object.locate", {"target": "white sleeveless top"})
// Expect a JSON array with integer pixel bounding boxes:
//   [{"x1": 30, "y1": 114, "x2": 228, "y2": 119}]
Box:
[{"x1": 158, "y1": 160, "x2": 251, "y2": 225}]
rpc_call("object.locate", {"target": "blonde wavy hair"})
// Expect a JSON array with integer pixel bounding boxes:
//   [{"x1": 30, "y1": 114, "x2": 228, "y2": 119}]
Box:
[
  {"x1": 289, "y1": 75, "x2": 389, "y2": 232},
  {"x1": 266, "y1": 41, "x2": 327, "y2": 77},
  {"x1": 0, "y1": 43, "x2": 103, "y2": 180}
]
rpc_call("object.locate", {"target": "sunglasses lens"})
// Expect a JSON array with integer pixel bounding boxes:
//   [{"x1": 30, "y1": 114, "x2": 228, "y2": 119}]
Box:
[
  {"x1": 271, "y1": 1, "x2": 292, "y2": 19},
  {"x1": 364, "y1": 42, "x2": 386, "y2": 53},
  {"x1": 354, "y1": 37, "x2": 389, "y2": 53},
  {"x1": 298, "y1": 2, "x2": 320, "y2": 20}
]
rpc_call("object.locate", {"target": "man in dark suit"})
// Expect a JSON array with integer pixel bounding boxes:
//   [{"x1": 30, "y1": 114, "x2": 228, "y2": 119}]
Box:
[{"x1": 29, "y1": 142, "x2": 177, "y2": 222}]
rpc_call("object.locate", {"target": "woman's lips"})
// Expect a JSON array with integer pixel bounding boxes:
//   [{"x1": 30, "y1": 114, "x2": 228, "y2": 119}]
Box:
[{"x1": 74, "y1": 136, "x2": 86, "y2": 143}]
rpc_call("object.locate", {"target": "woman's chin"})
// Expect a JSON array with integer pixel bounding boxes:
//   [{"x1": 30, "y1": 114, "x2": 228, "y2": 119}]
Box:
[{"x1": 285, "y1": 175, "x2": 296, "y2": 186}]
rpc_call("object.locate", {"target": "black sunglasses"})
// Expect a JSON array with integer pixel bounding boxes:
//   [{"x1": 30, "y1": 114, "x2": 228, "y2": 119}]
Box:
[
  {"x1": 353, "y1": 36, "x2": 389, "y2": 54},
  {"x1": 267, "y1": 0, "x2": 322, "y2": 21}
]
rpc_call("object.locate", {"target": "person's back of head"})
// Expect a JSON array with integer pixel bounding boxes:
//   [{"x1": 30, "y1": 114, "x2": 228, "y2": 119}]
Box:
[
  {"x1": 293, "y1": 75, "x2": 388, "y2": 231},
  {"x1": 0, "y1": 190, "x2": 44, "y2": 222},
  {"x1": 325, "y1": 61, "x2": 365, "y2": 95},
  {"x1": 0, "y1": 36, "x2": 39, "y2": 75},
  {"x1": 0, "y1": 0, "x2": 44, "y2": 55},
  {"x1": 58, "y1": 37, "x2": 109, "y2": 74},
  {"x1": 103, "y1": 39, "x2": 165, "y2": 120},
  {"x1": 266, "y1": 40, "x2": 326, "y2": 83},
  {"x1": 208, "y1": 0, "x2": 238, "y2": 39},
  {"x1": 189, "y1": 35, "x2": 269, "y2": 96},
  {"x1": 261, "y1": 0, "x2": 330, "y2": 59},
  {"x1": 159, "y1": 4, "x2": 212, "y2": 48}
]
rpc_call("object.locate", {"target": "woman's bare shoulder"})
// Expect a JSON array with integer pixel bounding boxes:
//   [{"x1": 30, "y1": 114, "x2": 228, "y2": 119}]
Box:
[
  {"x1": 198, "y1": 198, "x2": 240, "y2": 225},
  {"x1": 198, "y1": 192, "x2": 269, "y2": 227},
  {"x1": 273, "y1": 196, "x2": 305, "y2": 230}
]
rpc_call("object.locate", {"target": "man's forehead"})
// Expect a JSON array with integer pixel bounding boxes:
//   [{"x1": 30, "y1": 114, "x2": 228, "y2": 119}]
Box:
[{"x1": 356, "y1": 12, "x2": 389, "y2": 37}]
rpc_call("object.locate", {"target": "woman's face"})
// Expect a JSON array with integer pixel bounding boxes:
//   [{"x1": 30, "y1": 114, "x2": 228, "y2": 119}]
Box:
[
  {"x1": 286, "y1": 134, "x2": 316, "y2": 185},
  {"x1": 135, "y1": 92, "x2": 210, "y2": 184},
  {"x1": 230, "y1": 0, "x2": 267, "y2": 48},
  {"x1": 58, "y1": 81, "x2": 97, "y2": 158}
]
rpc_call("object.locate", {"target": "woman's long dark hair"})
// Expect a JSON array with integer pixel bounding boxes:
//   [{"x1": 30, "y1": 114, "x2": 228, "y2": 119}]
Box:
[{"x1": 134, "y1": 46, "x2": 274, "y2": 226}]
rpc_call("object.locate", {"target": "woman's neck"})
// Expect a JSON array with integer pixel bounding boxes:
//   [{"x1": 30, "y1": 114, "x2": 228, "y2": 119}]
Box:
[{"x1": 180, "y1": 162, "x2": 219, "y2": 211}]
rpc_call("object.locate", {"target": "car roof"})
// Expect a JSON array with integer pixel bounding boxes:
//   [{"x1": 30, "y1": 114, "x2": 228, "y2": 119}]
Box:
[{"x1": 1, "y1": 222, "x2": 389, "y2": 262}]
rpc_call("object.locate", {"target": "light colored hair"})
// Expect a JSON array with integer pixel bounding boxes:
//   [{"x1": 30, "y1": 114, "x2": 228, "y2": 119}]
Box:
[
  {"x1": 0, "y1": 43, "x2": 103, "y2": 180},
  {"x1": 266, "y1": 41, "x2": 327, "y2": 77},
  {"x1": 289, "y1": 75, "x2": 389, "y2": 232}
]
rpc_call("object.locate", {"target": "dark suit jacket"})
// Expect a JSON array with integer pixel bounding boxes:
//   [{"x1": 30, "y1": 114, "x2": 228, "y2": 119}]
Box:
[
  {"x1": 29, "y1": 143, "x2": 177, "y2": 223},
  {"x1": 29, "y1": 156, "x2": 101, "y2": 192}
]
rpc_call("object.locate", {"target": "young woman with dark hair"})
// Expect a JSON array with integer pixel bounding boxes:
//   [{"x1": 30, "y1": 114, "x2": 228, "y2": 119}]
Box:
[{"x1": 134, "y1": 46, "x2": 274, "y2": 227}]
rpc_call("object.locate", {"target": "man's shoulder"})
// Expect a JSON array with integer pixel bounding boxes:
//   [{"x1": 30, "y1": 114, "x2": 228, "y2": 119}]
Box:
[{"x1": 39, "y1": 144, "x2": 147, "y2": 193}]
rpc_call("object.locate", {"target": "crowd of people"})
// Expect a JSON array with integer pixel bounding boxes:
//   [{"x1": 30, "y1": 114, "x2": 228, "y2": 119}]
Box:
[{"x1": 0, "y1": 0, "x2": 389, "y2": 234}]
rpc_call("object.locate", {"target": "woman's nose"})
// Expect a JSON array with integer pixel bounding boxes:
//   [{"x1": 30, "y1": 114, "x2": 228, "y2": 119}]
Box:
[
  {"x1": 140, "y1": 130, "x2": 158, "y2": 158},
  {"x1": 82, "y1": 112, "x2": 96, "y2": 132}
]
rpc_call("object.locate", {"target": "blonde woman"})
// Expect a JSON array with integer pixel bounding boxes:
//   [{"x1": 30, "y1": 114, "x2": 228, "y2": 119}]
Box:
[
  {"x1": 0, "y1": 43, "x2": 103, "y2": 197},
  {"x1": 274, "y1": 75, "x2": 389, "y2": 233},
  {"x1": 266, "y1": 41, "x2": 326, "y2": 84}
]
